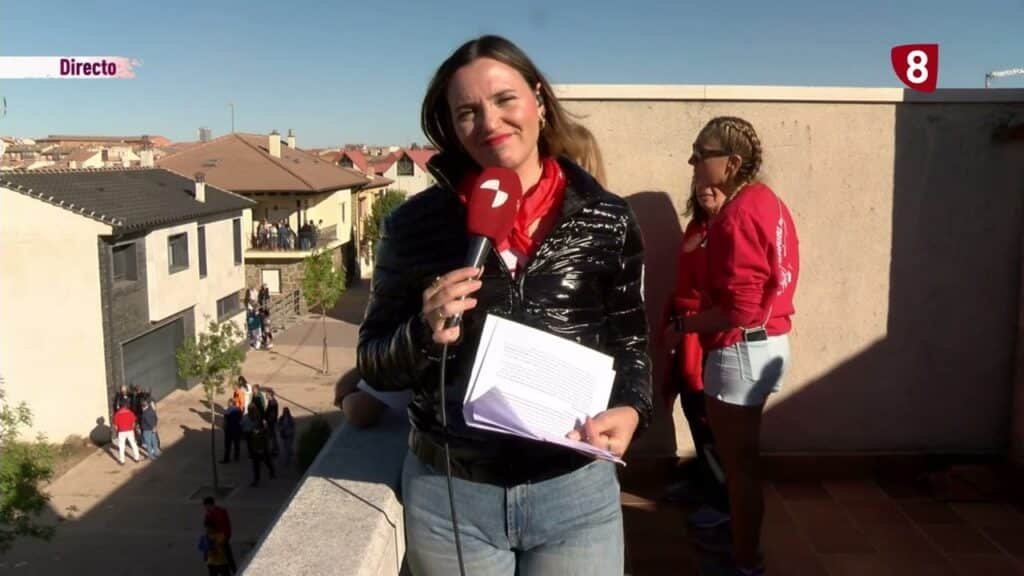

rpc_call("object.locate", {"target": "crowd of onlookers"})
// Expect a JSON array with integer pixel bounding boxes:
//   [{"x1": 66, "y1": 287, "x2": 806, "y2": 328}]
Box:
[
  {"x1": 110, "y1": 384, "x2": 161, "y2": 465},
  {"x1": 251, "y1": 218, "x2": 324, "y2": 251},
  {"x1": 245, "y1": 284, "x2": 275, "y2": 350},
  {"x1": 223, "y1": 376, "x2": 296, "y2": 487}
]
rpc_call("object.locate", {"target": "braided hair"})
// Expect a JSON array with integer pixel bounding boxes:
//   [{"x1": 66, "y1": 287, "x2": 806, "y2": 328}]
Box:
[{"x1": 696, "y1": 116, "x2": 763, "y2": 192}]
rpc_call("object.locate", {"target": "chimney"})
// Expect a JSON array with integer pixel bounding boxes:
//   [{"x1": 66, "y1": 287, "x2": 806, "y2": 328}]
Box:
[
  {"x1": 140, "y1": 135, "x2": 154, "y2": 167},
  {"x1": 287, "y1": 128, "x2": 296, "y2": 149},
  {"x1": 269, "y1": 130, "x2": 281, "y2": 158},
  {"x1": 194, "y1": 172, "x2": 206, "y2": 203}
]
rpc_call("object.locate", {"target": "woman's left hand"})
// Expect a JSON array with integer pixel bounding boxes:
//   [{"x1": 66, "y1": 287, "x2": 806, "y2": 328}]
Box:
[{"x1": 567, "y1": 406, "x2": 640, "y2": 458}]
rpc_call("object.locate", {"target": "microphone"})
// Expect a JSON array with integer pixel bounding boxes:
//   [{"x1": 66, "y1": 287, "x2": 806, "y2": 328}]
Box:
[{"x1": 444, "y1": 167, "x2": 522, "y2": 329}]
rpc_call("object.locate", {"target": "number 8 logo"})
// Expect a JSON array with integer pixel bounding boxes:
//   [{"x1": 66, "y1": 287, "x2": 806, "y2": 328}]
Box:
[
  {"x1": 906, "y1": 50, "x2": 928, "y2": 84},
  {"x1": 891, "y1": 44, "x2": 938, "y2": 92}
]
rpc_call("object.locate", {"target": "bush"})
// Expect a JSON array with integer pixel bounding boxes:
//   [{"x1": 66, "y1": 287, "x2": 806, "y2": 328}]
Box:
[
  {"x1": 296, "y1": 416, "x2": 332, "y2": 472},
  {"x1": 1, "y1": 378, "x2": 55, "y2": 552}
]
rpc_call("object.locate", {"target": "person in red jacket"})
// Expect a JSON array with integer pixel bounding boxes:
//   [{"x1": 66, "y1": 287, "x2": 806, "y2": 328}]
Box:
[
  {"x1": 203, "y1": 497, "x2": 236, "y2": 574},
  {"x1": 112, "y1": 404, "x2": 141, "y2": 465},
  {"x1": 661, "y1": 182, "x2": 729, "y2": 520},
  {"x1": 674, "y1": 116, "x2": 799, "y2": 576}
]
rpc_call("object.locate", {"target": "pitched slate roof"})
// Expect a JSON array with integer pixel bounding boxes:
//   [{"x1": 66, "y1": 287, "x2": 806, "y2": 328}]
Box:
[
  {"x1": 0, "y1": 167, "x2": 254, "y2": 231},
  {"x1": 157, "y1": 133, "x2": 370, "y2": 193}
]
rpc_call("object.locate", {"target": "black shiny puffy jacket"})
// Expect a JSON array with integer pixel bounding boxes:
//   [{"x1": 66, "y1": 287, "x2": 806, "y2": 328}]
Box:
[{"x1": 357, "y1": 155, "x2": 652, "y2": 484}]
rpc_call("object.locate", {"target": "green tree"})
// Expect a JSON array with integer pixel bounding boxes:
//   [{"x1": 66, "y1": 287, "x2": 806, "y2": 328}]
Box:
[
  {"x1": 176, "y1": 319, "x2": 246, "y2": 493},
  {"x1": 0, "y1": 377, "x2": 55, "y2": 553},
  {"x1": 302, "y1": 249, "x2": 346, "y2": 374},
  {"x1": 361, "y1": 189, "x2": 407, "y2": 254}
]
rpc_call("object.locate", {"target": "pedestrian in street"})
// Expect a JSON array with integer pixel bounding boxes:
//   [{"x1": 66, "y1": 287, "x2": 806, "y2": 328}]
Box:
[
  {"x1": 222, "y1": 398, "x2": 243, "y2": 463},
  {"x1": 232, "y1": 380, "x2": 246, "y2": 416},
  {"x1": 247, "y1": 383, "x2": 264, "y2": 420},
  {"x1": 129, "y1": 383, "x2": 144, "y2": 421},
  {"x1": 112, "y1": 404, "x2": 141, "y2": 464},
  {"x1": 240, "y1": 378, "x2": 253, "y2": 416},
  {"x1": 278, "y1": 406, "x2": 295, "y2": 466},
  {"x1": 112, "y1": 384, "x2": 130, "y2": 413},
  {"x1": 201, "y1": 519, "x2": 231, "y2": 576},
  {"x1": 258, "y1": 283, "x2": 270, "y2": 309},
  {"x1": 140, "y1": 399, "x2": 161, "y2": 459},
  {"x1": 264, "y1": 390, "x2": 280, "y2": 456},
  {"x1": 260, "y1": 308, "x2": 274, "y2": 350},
  {"x1": 203, "y1": 497, "x2": 237, "y2": 574},
  {"x1": 246, "y1": 411, "x2": 275, "y2": 487},
  {"x1": 247, "y1": 308, "x2": 262, "y2": 349}
]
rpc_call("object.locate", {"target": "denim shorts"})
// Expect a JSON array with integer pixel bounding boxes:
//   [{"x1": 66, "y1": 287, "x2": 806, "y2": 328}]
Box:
[{"x1": 704, "y1": 335, "x2": 790, "y2": 407}]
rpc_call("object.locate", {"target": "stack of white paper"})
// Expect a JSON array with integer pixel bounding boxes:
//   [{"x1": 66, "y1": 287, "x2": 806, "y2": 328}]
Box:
[{"x1": 463, "y1": 314, "x2": 624, "y2": 465}]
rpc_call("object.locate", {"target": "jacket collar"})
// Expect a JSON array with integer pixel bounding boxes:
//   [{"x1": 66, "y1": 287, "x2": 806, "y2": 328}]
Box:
[{"x1": 426, "y1": 153, "x2": 606, "y2": 220}]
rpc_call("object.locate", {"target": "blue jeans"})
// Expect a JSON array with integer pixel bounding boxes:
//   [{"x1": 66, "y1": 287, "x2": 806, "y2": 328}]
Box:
[
  {"x1": 402, "y1": 451, "x2": 624, "y2": 576},
  {"x1": 142, "y1": 430, "x2": 160, "y2": 458}
]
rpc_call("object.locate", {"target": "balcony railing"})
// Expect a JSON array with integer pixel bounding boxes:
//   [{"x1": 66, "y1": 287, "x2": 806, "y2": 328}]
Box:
[{"x1": 249, "y1": 224, "x2": 338, "y2": 252}]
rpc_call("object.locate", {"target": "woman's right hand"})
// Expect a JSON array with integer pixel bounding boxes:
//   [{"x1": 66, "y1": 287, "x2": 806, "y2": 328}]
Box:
[{"x1": 421, "y1": 267, "x2": 483, "y2": 345}]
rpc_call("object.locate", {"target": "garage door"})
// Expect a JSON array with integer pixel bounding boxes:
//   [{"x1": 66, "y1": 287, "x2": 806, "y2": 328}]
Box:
[{"x1": 122, "y1": 318, "x2": 185, "y2": 401}]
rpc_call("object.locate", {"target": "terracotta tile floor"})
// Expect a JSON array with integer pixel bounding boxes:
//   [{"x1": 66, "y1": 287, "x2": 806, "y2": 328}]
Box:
[{"x1": 619, "y1": 457, "x2": 1024, "y2": 575}]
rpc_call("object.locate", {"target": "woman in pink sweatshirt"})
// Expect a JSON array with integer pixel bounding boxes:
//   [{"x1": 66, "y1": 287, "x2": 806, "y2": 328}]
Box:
[{"x1": 675, "y1": 116, "x2": 800, "y2": 575}]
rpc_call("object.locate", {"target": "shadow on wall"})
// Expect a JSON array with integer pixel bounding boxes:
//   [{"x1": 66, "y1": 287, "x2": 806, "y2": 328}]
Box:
[
  {"x1": 761, "y1": 101, "x2": 1024, "y2": 453},
  {"x1": 625, "y1": 190, "x2": 685, "y2": 457}
]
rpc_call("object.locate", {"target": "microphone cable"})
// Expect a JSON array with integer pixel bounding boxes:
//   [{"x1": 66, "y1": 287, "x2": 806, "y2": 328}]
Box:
[{"x1": 439, "y1": 341, "x2": 467, "y2": 576}]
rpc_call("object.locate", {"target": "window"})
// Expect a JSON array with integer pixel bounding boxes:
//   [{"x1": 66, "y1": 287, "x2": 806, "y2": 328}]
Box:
[
  {"x1": 168, "y1": 233, "x2": 189, "y2": 273},
  {"x1": 198, "y1": 226, "x2": 207, "y2": 278},
  {"x1": 341, "y1": 202, "x2": 347, "y2": 225},
  {"x1": 112, "y1": 243, "x2": 137, "y2": 282},
  {"x1": 397, "y1": 155, "x2": 414, "y2": 176},
  {"x1": 261, "y1": 269, "x2": 281, "y2": 294},
  {"x1": 233, "y1": 218, "x2": 242, "y2": 264},
  {"x1": 339, "y1": 156, "x2": 353, "y2": 169},
  {"x1": 216, "y1": 292, "x2": 243, "y2": 320}
]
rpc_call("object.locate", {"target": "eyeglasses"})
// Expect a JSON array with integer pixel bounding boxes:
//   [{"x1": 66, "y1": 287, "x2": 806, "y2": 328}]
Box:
[{"x1": 688, "y1": 147, "x2": 731, "y2": 165}]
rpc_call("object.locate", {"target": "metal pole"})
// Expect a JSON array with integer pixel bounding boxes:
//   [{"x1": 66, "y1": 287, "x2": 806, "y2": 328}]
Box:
[{"x1": 228, "y1": 102, "x2": 235, "y2": 133}]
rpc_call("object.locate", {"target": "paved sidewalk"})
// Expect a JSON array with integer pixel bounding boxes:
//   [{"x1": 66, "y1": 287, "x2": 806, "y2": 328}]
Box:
[{"x1": 0, "y1": 284, "x2": 368, "y2": 575}]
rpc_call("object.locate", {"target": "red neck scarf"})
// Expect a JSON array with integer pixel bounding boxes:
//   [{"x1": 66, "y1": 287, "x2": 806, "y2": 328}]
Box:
[{"x1": 457, "y1": 156, "x2": 566, "y2": 260}]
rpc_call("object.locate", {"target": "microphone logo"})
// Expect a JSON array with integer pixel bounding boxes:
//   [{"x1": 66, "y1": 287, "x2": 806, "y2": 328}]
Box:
[{"x1": 480, "y1": 178, "x2": 509, "y2": 208}]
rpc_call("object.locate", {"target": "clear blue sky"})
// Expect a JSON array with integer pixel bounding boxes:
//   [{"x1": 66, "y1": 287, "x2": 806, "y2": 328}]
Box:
[{"x1": 1, "y1": 0, "x2": 1021, "y2": 147}]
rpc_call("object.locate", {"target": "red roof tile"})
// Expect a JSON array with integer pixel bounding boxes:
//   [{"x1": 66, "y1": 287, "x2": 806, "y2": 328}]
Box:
[{"x1": 157, "y1": 133, "x2": 369, "y2": 193}]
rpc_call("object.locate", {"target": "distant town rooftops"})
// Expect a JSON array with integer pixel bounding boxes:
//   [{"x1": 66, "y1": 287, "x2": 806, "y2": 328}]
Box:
[{"x1": 38, "y1": 134, "x2": 172, "y2": 147}]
